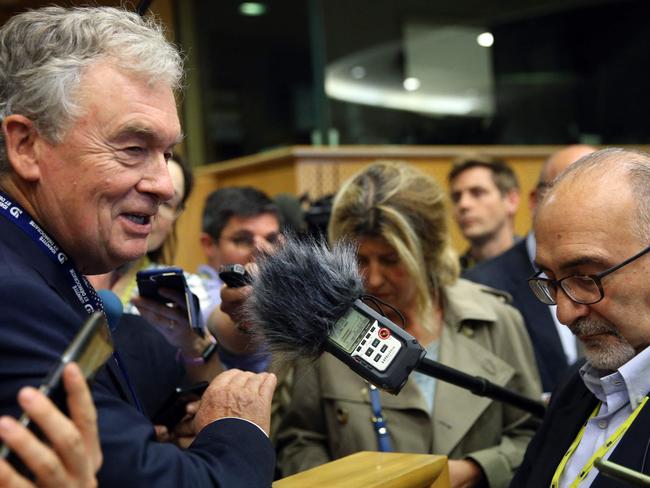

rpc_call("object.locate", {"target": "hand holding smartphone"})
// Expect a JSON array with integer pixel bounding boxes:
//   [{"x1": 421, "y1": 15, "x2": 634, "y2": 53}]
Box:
[
  {"x1": 0, "y1": 311, "x2": 113, "y2": 461},
  {"x1": 136, "y1": 267, "x2": 204, "y2": 337},
  {"x1": 152, "y1": 381, "x2": 209, "y2": 430}
]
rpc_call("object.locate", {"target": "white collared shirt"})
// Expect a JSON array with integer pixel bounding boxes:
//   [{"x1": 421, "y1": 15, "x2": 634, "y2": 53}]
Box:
[
  {"x1": 197, "y1": 264, "x2": 224, "y2": 323},
  {"x1": 558, "y1": 346, "x2": 650, "y2": 487}
]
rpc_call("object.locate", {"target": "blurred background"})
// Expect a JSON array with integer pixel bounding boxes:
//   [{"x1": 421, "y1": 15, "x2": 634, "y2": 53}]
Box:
[
  {"x1": 2, "y1": 0, "x2": 647, "y2": 164},
  {"x1": 1, "y1": 0, "x2": 647, "y2": 266}
]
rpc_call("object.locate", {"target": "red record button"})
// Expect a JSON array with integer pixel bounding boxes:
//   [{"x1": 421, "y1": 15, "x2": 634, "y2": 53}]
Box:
[{"x1": 378, "y1": 328, "x2": 391, "y2": 340}]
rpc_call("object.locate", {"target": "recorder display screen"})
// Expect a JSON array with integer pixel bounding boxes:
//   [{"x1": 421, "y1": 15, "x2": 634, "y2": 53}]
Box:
[{"x1": 329, "y1": 308, "x2": 373, "y2": 353}]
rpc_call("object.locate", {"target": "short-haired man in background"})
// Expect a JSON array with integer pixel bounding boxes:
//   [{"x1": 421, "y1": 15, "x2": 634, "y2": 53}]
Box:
[
  {"x1": 512, "y1": 148, "x2": 650, "y2": 485},
  {"x1": 199, "y1": 186, "x2": 281, "y2": 372},
  {"x1": 449, "y1": 157, "x2": 521, "y2": 270},
  {"x1": 464, "y1": 145, "x2": 596, "y2": 394}
]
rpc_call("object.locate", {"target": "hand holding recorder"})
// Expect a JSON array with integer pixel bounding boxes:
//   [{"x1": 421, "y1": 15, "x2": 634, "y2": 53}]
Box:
[{"x1": 218, "y1": 264, "x2": 254, "y2": 332}]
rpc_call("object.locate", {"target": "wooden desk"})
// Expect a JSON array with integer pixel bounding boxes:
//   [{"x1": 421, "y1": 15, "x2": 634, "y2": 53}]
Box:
[{"x1": 273, "y1": 451, "x2": 449, "y2": 488}]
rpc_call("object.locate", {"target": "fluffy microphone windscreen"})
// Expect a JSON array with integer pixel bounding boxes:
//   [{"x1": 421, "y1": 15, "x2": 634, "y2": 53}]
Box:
[{"x1": 244, "y1": 236, "x2": 363, "y2": 359}]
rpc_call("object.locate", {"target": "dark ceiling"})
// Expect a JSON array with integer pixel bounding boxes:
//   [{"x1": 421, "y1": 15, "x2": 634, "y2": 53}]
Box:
[
  {"x1": 0, "y1": 0, "x2": 128, "y2": 25},
  {"x1": 0, "y1": 0, "x2": 623, "y2": 26}
]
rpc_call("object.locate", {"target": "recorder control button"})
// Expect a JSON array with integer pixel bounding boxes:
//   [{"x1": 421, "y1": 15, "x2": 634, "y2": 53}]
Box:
[
  {"x1": 378, "y1": 328, "x2": 391, "y2": 340},
  {"x1": 365, "y1": 348, "x2": 374, "y2": 357},
  {"x1": 372, "y1": 339, "x2": 380, "y2": 347},
  {"x1": 380, "y1": 344, "x2": 388, "y2": 353}
]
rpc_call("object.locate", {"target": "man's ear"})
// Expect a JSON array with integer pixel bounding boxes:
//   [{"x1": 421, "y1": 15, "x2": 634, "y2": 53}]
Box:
[
  {"x1": 200, "y1": 232, "x2": 222, "y2": 269},
  {"x1": 529, "y1": 188, "x2": 539, "y2": 214},
  {"x1": 200, "y1": 232, "x2": 216, "y2": 255},
  {"x1": 504, "y1": 189, "x2": 521, "y2": 217},
  {"x1": 2, "y1": 114, "x2": 42, "y2": 182}
]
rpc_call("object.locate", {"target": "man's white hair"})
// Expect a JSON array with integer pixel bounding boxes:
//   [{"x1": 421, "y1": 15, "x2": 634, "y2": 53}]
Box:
[{"x1": 0, "y1": 6, "x2": 184, "y2": 173}]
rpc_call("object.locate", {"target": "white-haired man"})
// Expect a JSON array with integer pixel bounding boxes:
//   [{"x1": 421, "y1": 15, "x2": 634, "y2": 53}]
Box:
[{"x1": 0, "y1": 6, "x2": 276, "y2": 487}]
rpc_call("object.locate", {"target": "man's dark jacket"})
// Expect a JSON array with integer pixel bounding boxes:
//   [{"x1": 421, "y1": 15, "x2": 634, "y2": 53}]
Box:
[
  {"x1": 511, "y1": 370, "x2": 650, "y2": 487},
  {"x1": 0, "y1": 213, "x2": 275, "y2": 487},
  {"x1": 464, "y1": 238, "x2": 569, "y2": 392}
]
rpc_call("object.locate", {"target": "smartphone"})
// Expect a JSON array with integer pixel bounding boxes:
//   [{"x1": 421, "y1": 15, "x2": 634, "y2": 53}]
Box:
[
  {"x1": 152, "y1": 381, "x2": 209, "y2": 429},
  {"x1": 218, "y1": 263, "x2": 252, "y2": 288},
  {"x1": 136, "y1": 267, "x2": 205, "y2": 337},
  {"x1": 0, "y1": 311, "x2": 114, "y2": 460}
]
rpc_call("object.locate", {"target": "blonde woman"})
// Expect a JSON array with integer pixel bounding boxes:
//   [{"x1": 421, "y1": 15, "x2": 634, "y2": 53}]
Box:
[{"x1": 276, "y1": 161, "x2": 542, "y2": 488}]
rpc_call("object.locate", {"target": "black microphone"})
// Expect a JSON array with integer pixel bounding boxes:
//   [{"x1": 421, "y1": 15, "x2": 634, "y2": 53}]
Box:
[{"x1": 244, "y1": 236, "x2": 546, "y2": 418}]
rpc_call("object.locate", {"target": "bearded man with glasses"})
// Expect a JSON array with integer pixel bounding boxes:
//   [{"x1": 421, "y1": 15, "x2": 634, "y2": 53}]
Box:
[{"x1": 512, "y1": 148, "x2": 650, "y2": 487}]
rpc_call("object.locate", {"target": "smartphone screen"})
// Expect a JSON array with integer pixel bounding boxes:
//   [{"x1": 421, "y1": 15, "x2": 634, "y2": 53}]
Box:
[{"x1": 136, "y1": 268, "x2": 204, "y2": 337}]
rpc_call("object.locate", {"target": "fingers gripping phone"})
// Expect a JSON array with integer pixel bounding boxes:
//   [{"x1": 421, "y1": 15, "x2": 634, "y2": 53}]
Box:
[
  {"x1": 152, "y1": 381, "x2": 209, "y2": 430},
  {"x1": 136, "y1": 267, "x2": 205, "y2": 337},
  {"x1": 0, "y1": 311, "x2": 114, "y2": 461}
]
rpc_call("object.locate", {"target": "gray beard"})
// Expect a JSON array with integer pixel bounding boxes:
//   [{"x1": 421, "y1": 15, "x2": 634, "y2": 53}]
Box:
[{"x1": 571, "y1": 317, "x2": 636, "y2": 371}]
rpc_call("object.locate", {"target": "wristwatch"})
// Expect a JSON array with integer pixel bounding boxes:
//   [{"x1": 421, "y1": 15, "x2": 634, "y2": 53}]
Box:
[{"x1": 178, "y1": 335, "x2": 218, "y2": 365}]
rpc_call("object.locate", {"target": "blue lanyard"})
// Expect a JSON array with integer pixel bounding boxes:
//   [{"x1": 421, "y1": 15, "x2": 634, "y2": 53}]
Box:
[
  {"x1": 0, "y1": 191, "x2": 102, "y2": 313},
  {"x1": 0, "y1": 190, "x2": 143, "y2": 413},
  {"x1": 369, "y1": 383, "x2": 393, "y2": 452}
]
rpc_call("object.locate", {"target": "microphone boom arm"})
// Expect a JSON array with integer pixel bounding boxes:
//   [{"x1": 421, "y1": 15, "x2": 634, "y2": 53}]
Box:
[
  {"x1": 416, "y1": 357, "x2": 546, "y2": 418},
  {"x1": 595, "y1": 457, "x2": 650, "y2": 486}
]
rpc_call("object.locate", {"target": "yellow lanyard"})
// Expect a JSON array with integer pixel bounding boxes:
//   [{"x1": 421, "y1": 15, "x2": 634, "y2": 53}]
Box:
[{"x1": 551, "y1": 396, "x2": 648, "y2": 488}]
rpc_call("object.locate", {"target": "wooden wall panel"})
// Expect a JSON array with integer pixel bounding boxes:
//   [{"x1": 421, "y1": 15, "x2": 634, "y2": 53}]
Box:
[
  {"x1": 175, "y1": 149, "x2": 297, "y2": 271},
  {"x1": 173, "y1": 145, "x2": 647, "y2": 271}
]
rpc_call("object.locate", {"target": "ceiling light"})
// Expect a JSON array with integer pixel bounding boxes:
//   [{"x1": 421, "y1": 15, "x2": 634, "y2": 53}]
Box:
[
  {"x1": 477, "y1": 32, "x2": 494, "y2": 48},
  {"x1": 403, "y1": 77, "x2": 421, "y2": 91},
  {"x1": 239, "y1": 2, "x2": 267, "y2": 16},
  {"x1": 350, "y1": 66, "x2": 366, "y2": 79}
]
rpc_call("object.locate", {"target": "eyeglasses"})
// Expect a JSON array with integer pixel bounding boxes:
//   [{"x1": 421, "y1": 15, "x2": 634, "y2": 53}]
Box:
[
  {"x1": 222, "y1": 232, "x2": 281, "y2": 250},
  {"x1": 528, "y1": 244, "x2": 650, "y2": 305}
]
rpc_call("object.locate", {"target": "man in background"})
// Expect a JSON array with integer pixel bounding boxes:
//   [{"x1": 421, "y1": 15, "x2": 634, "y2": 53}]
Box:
[
  {"x1": 465, "y1": 145, "x2": 596, "y2": 394},
  {"x1": 449, "y1": 157, "x2": 521, "y2": 270},
  {"x1": 199, "y1": 186, "x2": 281, "y2": 372}
]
